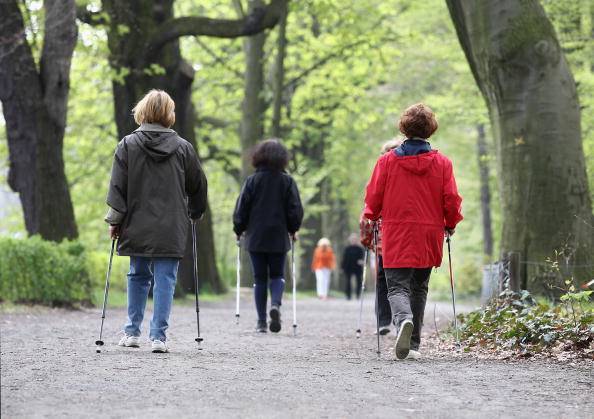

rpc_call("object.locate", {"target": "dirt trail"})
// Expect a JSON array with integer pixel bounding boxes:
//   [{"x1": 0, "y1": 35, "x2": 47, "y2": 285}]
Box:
[{"x1": 1, "y1": 297, "x2": 592, "y2": 419}]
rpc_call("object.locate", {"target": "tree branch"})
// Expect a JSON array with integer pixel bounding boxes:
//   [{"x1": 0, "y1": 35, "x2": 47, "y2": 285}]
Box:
[
  {"x1": 197, "y1": 116, "x2": 237, "y2": 128},
  {"x1": 147, "y1": 0, "x2": 288, "y2": 52},
  {"x1": 195, "y1": 38, "x2": 243, "y2": 78},
  {"x1": 200, "y1": 135, "x2": 241, "y2": 183}
]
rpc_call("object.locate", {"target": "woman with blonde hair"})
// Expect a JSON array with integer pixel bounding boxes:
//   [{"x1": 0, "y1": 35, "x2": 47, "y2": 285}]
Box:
[
  {"x1": 105, "y1": 89, "x2": 207, "y2": 353},
  {"x1": 311, "y1": 238, "x2": 336, "y2": 300}
]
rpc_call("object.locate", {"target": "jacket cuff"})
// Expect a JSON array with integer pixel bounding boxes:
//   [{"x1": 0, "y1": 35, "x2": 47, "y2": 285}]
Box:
[{"x1": 104, "y1": 207, "x2": 125, "y2": 225}]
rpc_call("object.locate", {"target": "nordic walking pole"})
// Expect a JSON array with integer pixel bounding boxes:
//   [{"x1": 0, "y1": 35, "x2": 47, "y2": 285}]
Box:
[
  {"x1": 235, "y1": 240, "x2": 241, "y2": 325},
  {"x1": 192, "y1": 222, "x2": 204, "y2": 347},
  {"x1": 356, "y1": 248, "x2": 369, "y2": 338},
  {"x1": 291, "y1": 236, "x2": 297, "y2": 336},
  {"x1": 446, "y1": 231, "x2": 460, "y2": 351},
  {"x1": 95, "y1": 239, "x2": 116, "y2": 353},
  {"x1": 373, "y1": 223, "x2": 381, "y2": 357}
]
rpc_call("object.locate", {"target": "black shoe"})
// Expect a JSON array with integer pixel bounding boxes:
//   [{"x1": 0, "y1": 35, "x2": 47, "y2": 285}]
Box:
[
  {"x1": 256, "y1": 320, "x2": 267, "y2": 333},
  {"x1": 269, "y1": 306, "x2": 281, "y2": 333}
]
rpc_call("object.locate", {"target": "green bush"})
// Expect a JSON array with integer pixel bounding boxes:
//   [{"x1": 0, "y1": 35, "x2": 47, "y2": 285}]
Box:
[
  {"x1": 87, "y1": 250, "x2": 130, "y2": 294},
  {"x1": 0, "y1": 236, "x2": 94, "y2": 307},
  {"x1": 460, "y1": 289, "x2": 594, "y2": 356}
]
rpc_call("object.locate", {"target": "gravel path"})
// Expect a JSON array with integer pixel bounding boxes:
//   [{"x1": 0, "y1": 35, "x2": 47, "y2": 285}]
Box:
[{"x1": 1, "y1": 296, "x2": 593, "y2": 419}]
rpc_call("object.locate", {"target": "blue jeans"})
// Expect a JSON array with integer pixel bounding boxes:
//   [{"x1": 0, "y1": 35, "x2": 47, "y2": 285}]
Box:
[{"x1": 124, "y1": 256, "x2": 180, "y2": 341}]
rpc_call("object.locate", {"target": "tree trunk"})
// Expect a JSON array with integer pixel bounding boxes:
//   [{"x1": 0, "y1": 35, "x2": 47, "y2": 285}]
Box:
[
  {"x1": 237, "y1": 0, "x2": 267, "y2": 286},
  {"x1": 271, "y1": 3, "x2": 288, "y2": 138},
  {"x1": 0, "y1": 0, "x2": 79, "y2": 242},
  {"x1": 476, "y1": 123, "x2": 493, "y2": 259},
  {"x1": 447, "y1": 0, "x2": 593, "y2": 294}
]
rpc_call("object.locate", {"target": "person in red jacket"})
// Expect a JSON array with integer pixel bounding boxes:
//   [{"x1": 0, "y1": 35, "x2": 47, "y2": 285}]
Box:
[{"x1": 363, "y1": 103, "x2": 463, "y2": 360}]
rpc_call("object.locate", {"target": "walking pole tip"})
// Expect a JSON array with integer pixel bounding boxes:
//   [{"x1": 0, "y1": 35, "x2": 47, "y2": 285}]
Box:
[{"x1": 95, "y1": 340, "x2": 104, "y2": 353}]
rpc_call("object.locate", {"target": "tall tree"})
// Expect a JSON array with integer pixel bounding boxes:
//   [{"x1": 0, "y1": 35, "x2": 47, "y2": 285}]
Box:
[
  {"x1": 236, "y1": 0, "x2": 268, "y2": 286},
  {"x1": 446, "y1": 0, "x2": 593, "y2": 293},
  {"x1": 78, "y1": 0, "x2": 288, "y2": 294},
  {"x1": 0, "y1": 0, "x2": 79, "y2": 241},
  {"x1": 476, "y1": 123, "x2": 493, "y2": 259}
]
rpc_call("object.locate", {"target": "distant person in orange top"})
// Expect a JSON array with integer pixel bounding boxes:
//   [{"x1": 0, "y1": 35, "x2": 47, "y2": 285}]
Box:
[{"x1": 311, "y1": 238, "x2": 336, "y2": 300}]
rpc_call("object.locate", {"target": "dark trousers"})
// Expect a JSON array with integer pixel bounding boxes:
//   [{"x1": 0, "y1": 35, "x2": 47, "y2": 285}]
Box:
[
  {"x1": 344, "y1": 270, "x2": 362, "y2": 300},
  {"x1": 384, "y1": 267, "x2": 432, "y2": 350},
  {"x1": 375, "y1": 255, "x2": 392, "y2": 328},
  {"x1": 248, "y1": 252, "x2": 286, "y2": 321}
]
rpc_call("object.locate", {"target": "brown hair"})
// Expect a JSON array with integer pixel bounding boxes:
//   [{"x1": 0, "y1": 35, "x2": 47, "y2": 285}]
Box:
[
  {"x1": 398, "y1": 103, "x2": 438, "y2": 139},
  {"x1": 251, "y1": 139, "x2": 290, "y2": 171},
  {"x1": 132, "y1": 89, "x2": 176, "y2": 128}
]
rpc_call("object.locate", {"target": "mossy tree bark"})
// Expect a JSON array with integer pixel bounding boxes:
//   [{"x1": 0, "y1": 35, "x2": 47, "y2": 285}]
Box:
[
  {"x1": 447, "y1": 0, "x2": 593, "y2": 294},
  {"x1": 79, "y1": 0, "x2": 287, "y2": 294},
  {"x1": 0, "y1": 0, "x2": 79, "y2": 242}
]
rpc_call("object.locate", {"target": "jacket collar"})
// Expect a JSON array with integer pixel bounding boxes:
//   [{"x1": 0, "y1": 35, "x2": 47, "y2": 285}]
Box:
[{"x1": 134, "y1": 123, "x2": 174, "y2": 133}]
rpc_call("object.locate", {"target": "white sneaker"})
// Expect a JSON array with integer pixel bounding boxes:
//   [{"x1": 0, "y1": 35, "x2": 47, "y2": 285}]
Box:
[
  {"x1": 118, "y1": 335, "x2": 140, "y2": 347},
  {"x1": 151, "y1": 339, "x2": 168, "y2": 353},
  {"x1": 394, "y1": 319, "x2": 413, "y2": 360},
  {"x1": 406, "y1": 349, "x2": 421, "y2": 360}
]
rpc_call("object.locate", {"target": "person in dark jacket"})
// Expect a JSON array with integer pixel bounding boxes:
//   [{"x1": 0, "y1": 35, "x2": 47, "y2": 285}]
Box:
[
  {"x1": 364, "y1": 103, "x2": 463, "y2": 360},
  {"x1": 105, "y1": 89, "x2": 207, "y2": 353},
  {"x1": 233, "y1": 139, "x2": 304, "y2": 333},
  {"x1": 341, "y1": 234, "x2": 365, "y2": 300}
]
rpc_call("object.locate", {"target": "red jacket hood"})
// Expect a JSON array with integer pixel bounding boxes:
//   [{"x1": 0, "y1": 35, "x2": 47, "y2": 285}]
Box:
[{"x1": 396, "y1": 150, "x2": 438, "y2": 175}]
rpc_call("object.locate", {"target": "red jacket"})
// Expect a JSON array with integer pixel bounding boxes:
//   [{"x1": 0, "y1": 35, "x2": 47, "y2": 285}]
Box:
[{"x1": 364, "y1": 150, "x2": 463, "y2": 268}]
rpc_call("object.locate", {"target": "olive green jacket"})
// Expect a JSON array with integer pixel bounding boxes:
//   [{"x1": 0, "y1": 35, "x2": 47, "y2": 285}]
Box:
[{"x1": 105, "y1": 124, "x2": 207, "y2": 258}]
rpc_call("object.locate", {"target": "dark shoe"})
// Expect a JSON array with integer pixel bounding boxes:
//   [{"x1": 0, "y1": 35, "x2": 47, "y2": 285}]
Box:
[
  {"x1": 269, "y1": 305, "x2": 281, "y2": 333},
  {"x1": 395, "y1": 319, "x2": 413, "y2": 360},
  {"x1": 256, "y1": 320, "x2": 267, "y2": 333},
  {"x1": 379, "y1": 325, "x2": 391, "y2": 335}
]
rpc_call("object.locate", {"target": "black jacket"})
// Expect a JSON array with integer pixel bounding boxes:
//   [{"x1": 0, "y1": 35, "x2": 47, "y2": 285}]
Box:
[
  {"x1": 233, "y1": 168, "x2": 304, "y2": 253},
  {"x1": 107, "y1": 129, "x2": 207, "y2": 258},
  {"x1": 341, "y1": 245, "x2": 365, "y2": 274}
]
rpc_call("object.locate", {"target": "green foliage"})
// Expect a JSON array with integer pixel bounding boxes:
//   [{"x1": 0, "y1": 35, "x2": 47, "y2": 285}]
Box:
[
  {"x1": 460, "y1": 289, "x2": 594, "y2": 357},
  {"x1": 0, "y1": 237, "x2": 94, "y2": 307},
  {"x1": 87, "y1": 250, "x2": 130, "y2": 294},
  {"x1": 2, "y1": 0, "x2": 592, "y2": 300}
]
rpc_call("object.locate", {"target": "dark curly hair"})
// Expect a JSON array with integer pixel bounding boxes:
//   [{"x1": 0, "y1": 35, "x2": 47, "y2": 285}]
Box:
[
  {"x1": 251, "y1": 139, "x2": 290, "y2": 171},
  {"x1": 399, "y1": 103, "x2": 438, "y2": 139}
]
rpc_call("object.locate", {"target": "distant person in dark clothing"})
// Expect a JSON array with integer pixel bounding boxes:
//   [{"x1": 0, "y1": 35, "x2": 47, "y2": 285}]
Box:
[
  {"x1": 233, "y1": 139, "x2": 304, "y2": 333},
  {"x1": 341, "y1": 234, "x2": 365, "y2": 300}
]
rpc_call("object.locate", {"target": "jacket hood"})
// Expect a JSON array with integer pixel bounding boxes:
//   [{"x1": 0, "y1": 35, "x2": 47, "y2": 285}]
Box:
[
  {"x1": 133, "y1": 130, "x2": 180, "y2": 162},
  {"x1": 397, "y1": 150, "x2": 438, "y2": 175}
]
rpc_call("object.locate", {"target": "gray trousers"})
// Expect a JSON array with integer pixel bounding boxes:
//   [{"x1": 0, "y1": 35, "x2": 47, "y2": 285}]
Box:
[{"x1": 384, "y1": 267, "x2": 432, "y2": 350}]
